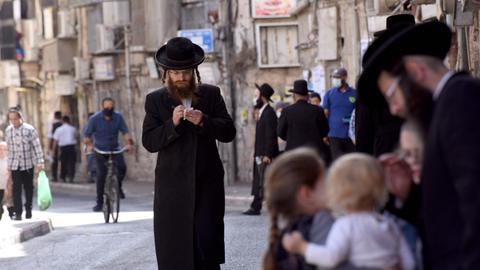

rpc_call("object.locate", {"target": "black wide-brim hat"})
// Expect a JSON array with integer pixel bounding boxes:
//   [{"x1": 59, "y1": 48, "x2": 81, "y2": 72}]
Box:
[
  {"x1": 288, "y1": 79, "x2": 313, "y2": 96},
  {"x1": 255, "y1": 83, "x2": 275, "y2": 102},
  {"x1": 373, "y1": 14, "x2": 416, "y2": 38},
  {"x1": 155, "y1": 37, "x2": 205, "y2": 70},
  {"x1": 357, "y1": 21, "x2": 452, "y2": 107}
]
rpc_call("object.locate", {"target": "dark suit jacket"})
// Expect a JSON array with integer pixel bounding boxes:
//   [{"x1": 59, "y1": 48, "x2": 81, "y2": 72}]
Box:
[
  {"x1": 254, "y1": 105, "x2": 279, "y2": 158},
  {"x1": 422, "y1": 73, "x2": 480, "y2": 269},
  {"x1": 277, "y1": 100, "x2": 329, "y2": 156}
]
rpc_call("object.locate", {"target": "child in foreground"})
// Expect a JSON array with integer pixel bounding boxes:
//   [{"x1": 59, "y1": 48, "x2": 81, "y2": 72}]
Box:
[{"x1": 282, "y1": 153, "x2": 415, "y2": 270}]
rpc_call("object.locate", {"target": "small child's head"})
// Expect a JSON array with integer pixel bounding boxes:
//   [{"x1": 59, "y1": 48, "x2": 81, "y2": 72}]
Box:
[
  {"x1": 327, "y1": 153, "x2": 387, "y2": 214},
  {"x1": 263, "y1": 147, "x2": 326, "y2": 270},
  {"x1": 0, "y1": 141, "x2": 7, "y2": 159},
  {"x1": 265, "y1": 147, "x2": 326, "y2": 220},
  {"x1": 399, "y1": 120, "x2": 424, "y2": 184}
]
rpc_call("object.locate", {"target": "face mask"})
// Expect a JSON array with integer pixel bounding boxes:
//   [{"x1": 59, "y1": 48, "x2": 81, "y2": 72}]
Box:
[
  {"x1": 103, "y1": 108, "x2": 114, "y2": 117},
  {"x1": 331, "y1": 78, "x2": 342, "y2": 88}
]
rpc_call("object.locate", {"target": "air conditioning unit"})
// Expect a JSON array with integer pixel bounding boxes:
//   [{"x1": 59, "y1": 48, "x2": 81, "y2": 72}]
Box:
[
  {"x1": 102, "y1": 1, "x2": 130, "y2": 27},
  {"x1": 365, "y1": 0, "x2": 398, "y2": 16},
  {"x1": 95, "y1": 24, "x2": 114, "y2": 53},
  {"x1": 54, "y1": 75, "x2": 75, "y2": 96},
  {"x1": 43, "y1": 7, "x2": 56, "y2": 39},
  {"x1": 57, "y1": 9, "x2": 76, "y2": 38},
  {"x1": 74, "y1": 57, "x2": 90, "y2": 81}
]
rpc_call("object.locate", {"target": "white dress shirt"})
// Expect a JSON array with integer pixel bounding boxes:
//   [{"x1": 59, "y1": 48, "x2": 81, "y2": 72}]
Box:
[
  {"x1": 305, "y1": 212, "x2": 415, "y2": 270},
  {"x1": 53, "y1": 124, "x2": 77, "y2": 147},
  {"x1": 5, "y1": 123, "x2": 44, "y2": 171}
]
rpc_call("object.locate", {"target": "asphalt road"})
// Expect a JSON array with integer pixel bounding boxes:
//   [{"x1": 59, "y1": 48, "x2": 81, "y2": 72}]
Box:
[{"x1": 0, "y1": 188, "x2": 268, "y2": 270}]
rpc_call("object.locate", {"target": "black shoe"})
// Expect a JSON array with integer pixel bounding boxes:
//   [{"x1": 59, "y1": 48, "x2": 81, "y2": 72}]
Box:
[
  {"x1": 7, "y1": 207, "x2": 15, "y2": 219},
  {"x1": 26, "y1": 209, "x2": 32, "y2": 219},
  {"x1": 242, "y1": 208, "x2": 261, "y2": 216},
  {"x1": 92, "y1": 204, "x2": 103, "y2": 212},
  {"x1": 119, "y1": 189, "x2": 125, "y2": 199},
  {"x1": 13, "y1": 214, "x2": 22, "y2": 221}
]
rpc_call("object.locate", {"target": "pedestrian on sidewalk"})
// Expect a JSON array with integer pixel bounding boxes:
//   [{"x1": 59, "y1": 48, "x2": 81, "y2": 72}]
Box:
[
  {"x1": 322, "y1": 68, "x2": 356, "y2": 160},
  {"x1": 358, "y1": 20, "x2": 480, "y2": 269},
  {"x1": 243, "y1": 83, "x2": 279, "y2": 216},
  {"x1": 84, "y1": 98, "x2": 133, "y2": 211},
  {"x1": 5, "y1": 107, "x2": 44, "y2": 220},
  {"x1": 278, "y1": 80, "x2": 330, "y2": 163},
  {"x1": 143, "y1": 37, "x2": 236, "y2": 270},
  {"x1": 282, "y1": 153, "x2": 415, "y2": 270},
  {"x1": 52, "y1": 116, "x2": 77, "y2": 183},
  {"x1": 47, "y1": 111, "x2": 62, "y2": 182}
]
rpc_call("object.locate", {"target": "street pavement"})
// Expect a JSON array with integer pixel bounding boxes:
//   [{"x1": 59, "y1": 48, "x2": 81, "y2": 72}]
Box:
[{"x1": 0, "y1": 181, "x2": 268, "y2": 270}]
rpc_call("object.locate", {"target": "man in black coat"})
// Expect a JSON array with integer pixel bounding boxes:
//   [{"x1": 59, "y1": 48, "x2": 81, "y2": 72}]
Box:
[
  {"x1": 142, "y1": 37, "x2": 236, "y2": 270},
  {"x1": 243, "y1": 83, "x2": 279, "y2": 216},
  {"x1": 358, "y1": 21, "x2": 480, "y2": 269},
  {"x1": 278, "y1": 80, "x2": 329, "y2": 162}
]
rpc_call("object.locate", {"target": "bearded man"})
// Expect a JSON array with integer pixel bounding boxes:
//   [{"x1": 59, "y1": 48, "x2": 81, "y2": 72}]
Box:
[{"x1": 142, "y1": 37, "x2": 236, "y2": 270}]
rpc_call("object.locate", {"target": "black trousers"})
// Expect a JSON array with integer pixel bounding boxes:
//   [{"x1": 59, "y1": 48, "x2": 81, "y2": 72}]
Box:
[
  {"x1": 0, "y1": 190, "x2": 4, "y2": 215},
  {"x1": 329, "y1": 137, "x2": 355, "y2": 161},
  {"x1": 12, "y1": 168, "x2": 34, "y2": 216},
  {"x1": 60, "y1": 145, "x2": 77, "y2": 181},
  {"x1": 51, "y1": 147, "x2": 59, "y2": 181},
  {"x1": 250, "y1": 161, "x2": 266, "y2": 211},
  {"x1": 95, "y1": 153, "x2": 126, "y2": 205}
]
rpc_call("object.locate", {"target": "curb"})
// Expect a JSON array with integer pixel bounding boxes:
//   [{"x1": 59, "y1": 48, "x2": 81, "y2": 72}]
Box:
[
  {"x1": 50, "y1": 182, "x2": 95, "y2": 193},
  {"x1": 0, "y1": 219, "x2": 53, "y2": 250}
]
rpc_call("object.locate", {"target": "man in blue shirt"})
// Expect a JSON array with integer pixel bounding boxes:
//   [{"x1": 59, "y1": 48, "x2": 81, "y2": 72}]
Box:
[
  {"x1": 84, "y1": 97, "x2": 133, "y2": 211},
  {"x1": 322, "y1": 67, "x2": 356, "y2": 160}
]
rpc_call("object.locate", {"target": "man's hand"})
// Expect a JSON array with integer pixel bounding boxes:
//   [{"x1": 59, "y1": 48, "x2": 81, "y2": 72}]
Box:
[
  {"x1": 323, "y1": 137, "x2": 330, "y2": 145},
  {"x1": 124, "y1": 143, "x2": 133, "y2": 153},
  {"x1": 185, "y1": 109, "x2": 204, "y2": 126},
  {"x1": 36, "y1": 163, "x2": 45, "y2": 171},
  {"x1": 262, "y1": 156, "x2": 272, "y2": 164},
  {"x1": 379, "y1": 153, "x2": 413, "y2": 201},
  {"x1": 173, "y1": 105, "x2": 185, "y2": 127},
  {"x1": 282, "y1": 231, "x2": 308, "y2": 256}
]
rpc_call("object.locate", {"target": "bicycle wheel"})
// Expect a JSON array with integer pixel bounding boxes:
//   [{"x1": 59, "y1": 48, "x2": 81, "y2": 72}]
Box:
[
  {"x1": 110, "y1": 175, "x2": 120, "y2": 223},
  {"x1": 103, "y1": 194, "x2": 111, "y2": 223}
]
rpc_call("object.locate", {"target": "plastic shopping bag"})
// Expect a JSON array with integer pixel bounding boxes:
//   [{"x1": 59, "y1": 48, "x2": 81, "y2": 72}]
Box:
[{"x1": 37, "y1": 170, "x2": 52, "y2": 211}]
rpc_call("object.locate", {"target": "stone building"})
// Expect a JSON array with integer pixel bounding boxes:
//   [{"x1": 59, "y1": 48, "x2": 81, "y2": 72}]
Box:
[{"x1": 1, "y1": 0, "x2": 480, "y2": 184}]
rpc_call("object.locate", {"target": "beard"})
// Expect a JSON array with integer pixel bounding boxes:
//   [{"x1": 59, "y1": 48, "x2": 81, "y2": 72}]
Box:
[
  {"x1": 399, "y1": 76, "x2": 434, "y2": 133},
  {"x1": 167, "y1": 75, "x2": 197, "y2": 101}
]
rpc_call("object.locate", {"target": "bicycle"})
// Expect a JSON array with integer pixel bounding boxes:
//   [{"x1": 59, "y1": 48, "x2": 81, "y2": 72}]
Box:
[{"x1": 94, "y1": 147, "x2": 127, "y2": 223}]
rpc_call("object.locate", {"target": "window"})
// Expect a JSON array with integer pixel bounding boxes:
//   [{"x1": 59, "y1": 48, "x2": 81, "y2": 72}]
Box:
[{"x1": 255, "y1": 23, "x2": 300, "y2": 68}]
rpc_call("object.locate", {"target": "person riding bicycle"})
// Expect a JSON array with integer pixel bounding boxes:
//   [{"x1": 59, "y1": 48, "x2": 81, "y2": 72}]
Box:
[{"x1": 84, "y1": 97, "x2": 133, "y2": 212}]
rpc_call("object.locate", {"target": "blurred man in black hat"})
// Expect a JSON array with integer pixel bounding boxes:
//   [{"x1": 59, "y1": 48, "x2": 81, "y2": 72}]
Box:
[
  {"x1": 322, "y1": 67, "x2": 356, "y2": 160},
  {"x1": 243, "y1": 83, "x2": 279, "y2": 215},
  {"x1": 142, "y1": 37, "x2": 236, "y2": 270},
  {"x1": 278, "y1": 80, "x2": 330, "y2": 162},
  {"x1": 356, "y1": 14, "x2": 415, "y2": 157},
  {"x1": 359, "y1": 21, "x2": 480, "y2": 269},
  {"x1": 309, "y1": 92, "x2": 322, "y2": 107}
]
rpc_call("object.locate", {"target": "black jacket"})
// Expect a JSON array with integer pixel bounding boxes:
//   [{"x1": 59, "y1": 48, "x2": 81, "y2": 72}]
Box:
[
  {"x1": 142, "y1": 84, "x2": 236, "y2": 270},
  {"x1": 421, "y1": 73, "x2": 480, "y2": 269},
  {"x1": 254, "y1": 105, "x2": 279, "y2": 158},
  {"x1": 277, "y1": 100, "x2": 329, "y2": 156}
]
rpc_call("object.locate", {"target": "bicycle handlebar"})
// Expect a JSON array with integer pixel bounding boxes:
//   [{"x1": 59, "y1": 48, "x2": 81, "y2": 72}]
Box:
[{"x1": 93, "y1": 147, "x2": 128, "y2": 155}]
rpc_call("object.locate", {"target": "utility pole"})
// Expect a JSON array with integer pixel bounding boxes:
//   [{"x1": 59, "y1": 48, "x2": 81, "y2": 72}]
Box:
[
  {"x1": 224, "y1": 0, "x2": 238, "y2": 183},
  {"x1": 124, "y1": 23, "x2": 137, "y2": 161}
]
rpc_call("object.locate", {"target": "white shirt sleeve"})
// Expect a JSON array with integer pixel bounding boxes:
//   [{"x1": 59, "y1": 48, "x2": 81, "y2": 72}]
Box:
[
  {"x1": 53, "y1": 127, "x2": 60, "y2": 141},
  {"x1": 304, "y1": 219, "x2": 350, "y2": 268}
]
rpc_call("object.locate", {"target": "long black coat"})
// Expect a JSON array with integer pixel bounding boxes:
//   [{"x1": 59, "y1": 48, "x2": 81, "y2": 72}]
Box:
[
  {"x1": 252, "y1": 105, "x2": 279, "y2": 196},
  {"x1": 421, "y1": 73, "x2": 480, "y2": 269},
  {"x1": 277, "y1": 100, "x2": 329, "y2": 158},
  {"x1": 142, "y1": 84, "x2": 236, "y2": 270},
  {"x1": 254, "y1": 105, "x2": 279, "y2": 158}
]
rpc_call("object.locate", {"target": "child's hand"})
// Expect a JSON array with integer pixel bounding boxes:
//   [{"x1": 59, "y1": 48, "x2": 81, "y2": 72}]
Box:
[{"x1": 282, "y1": 231, "x2": 307, "y2": 255}]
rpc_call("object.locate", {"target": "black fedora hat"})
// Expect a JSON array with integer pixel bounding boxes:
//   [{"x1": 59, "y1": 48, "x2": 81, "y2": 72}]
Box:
[
  {"x1": 255, "y1": 83, "x2": 275, "y2": 102},
  {"x1": 288, "y1": 80, "x2": 313, "y2": 96},
  {"x1": 155, "y1": 37, "x2": 205, "y2": 70},
  {"x1": 373, "y1": 14, "x2": 416, "y2": 38},
  {"x1": 358, "y1": 21, "x2": 451, "y2": 107}
]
